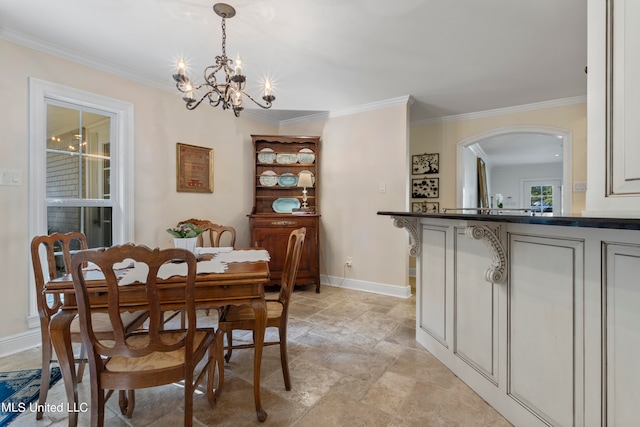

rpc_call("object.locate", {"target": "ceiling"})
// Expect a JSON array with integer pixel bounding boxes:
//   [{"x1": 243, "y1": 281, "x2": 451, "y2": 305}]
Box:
[
  {"x1": 476, "y1": 133, "x2": 564, "y2": 166},
  {"x1": 0, "y1": 0, "x2": 587, "y2": 125}
]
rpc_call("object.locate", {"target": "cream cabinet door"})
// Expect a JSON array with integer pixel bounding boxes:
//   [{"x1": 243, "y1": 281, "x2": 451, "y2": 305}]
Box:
[
  {"x1": 609, "y1": 0, "x2": 640, "y2": 194},
  {"x1": 587, "y1": 0, "x2": 640, "y2": 214}
]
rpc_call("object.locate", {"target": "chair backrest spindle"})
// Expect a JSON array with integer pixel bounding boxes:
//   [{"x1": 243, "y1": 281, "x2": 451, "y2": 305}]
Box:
[
  {"x1": 31, "y1": 231, "x2": 88, "y2": 320},
  {"x1": 278, "y1": 228, "x2": 306, "y2": 308},
  {"x1": 178, "y1": 218, "x2": 236, "y2": 248},
  {"x1": 71, "y1": 244, "x2": 197, "y2": 359}
]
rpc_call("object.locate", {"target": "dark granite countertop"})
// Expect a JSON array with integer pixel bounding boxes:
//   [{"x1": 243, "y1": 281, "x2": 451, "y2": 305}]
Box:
[{"x1": 377, "y1": 211, "x2": 640, "y2": 231}]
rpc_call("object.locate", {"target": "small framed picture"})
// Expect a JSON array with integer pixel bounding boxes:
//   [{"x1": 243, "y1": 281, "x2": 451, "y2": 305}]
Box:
[
  {"x1": 412, "y1": 177, "x2": 439, "y2": 198},
  {"x1": 412, "y1": 153, "x2": 439, "y2": 175},
  {"x1": 412, "y1": 201, "x2": 439, "y2": 213},
  {"x1": 176, "y1": 143, "x2": 214, "y2": 193}
]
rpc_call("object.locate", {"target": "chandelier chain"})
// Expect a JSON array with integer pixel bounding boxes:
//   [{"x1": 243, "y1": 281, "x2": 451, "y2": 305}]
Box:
[{"x1": 221, "y1": 16, "x2": 226, "y2": 58}]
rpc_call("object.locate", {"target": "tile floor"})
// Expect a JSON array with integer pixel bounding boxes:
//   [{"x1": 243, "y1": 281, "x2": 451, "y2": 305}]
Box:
[{"x1": 2, "y1": 284, "x2": 511, "y2": 426}]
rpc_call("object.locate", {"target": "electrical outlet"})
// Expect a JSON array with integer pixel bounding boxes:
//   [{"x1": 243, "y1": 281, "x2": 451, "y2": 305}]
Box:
[{"x1": 345, "y1": 257, "x2": 352, "y2": 267}]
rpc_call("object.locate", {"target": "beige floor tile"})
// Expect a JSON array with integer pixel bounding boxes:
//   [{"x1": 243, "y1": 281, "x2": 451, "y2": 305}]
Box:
[
  {"x1": 293, "y1": 392, "x2": 391, "y2": 427},
  {"x1": 265, "y1": 359, "x2": 344, "y2": 407},
  {"x1": 362, "y1": 371, "x2": 417, "y2": 415}
]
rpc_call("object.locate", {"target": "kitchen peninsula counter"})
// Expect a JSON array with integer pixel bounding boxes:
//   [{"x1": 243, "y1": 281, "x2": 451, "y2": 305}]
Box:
[
  {"x1": 379, "y1": 210, "x2": 640, "y2": 230},
  {"x1": 379, "y1": 211, "x2": 640, "y2": 427}
]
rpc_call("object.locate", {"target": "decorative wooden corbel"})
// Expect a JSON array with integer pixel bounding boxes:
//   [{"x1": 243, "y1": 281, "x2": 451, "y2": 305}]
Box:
[
  {"x1": 392, "y1": 216, "x2": 421, "y2": 256},
  {"x1": 464, "y1": 225, "x2": 507, "y2": 284}
]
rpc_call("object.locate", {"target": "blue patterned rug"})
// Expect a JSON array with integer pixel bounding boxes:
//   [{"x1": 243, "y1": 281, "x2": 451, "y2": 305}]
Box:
[{"x1": 0, "y1": 368, "x2": 62, "y2": 426}]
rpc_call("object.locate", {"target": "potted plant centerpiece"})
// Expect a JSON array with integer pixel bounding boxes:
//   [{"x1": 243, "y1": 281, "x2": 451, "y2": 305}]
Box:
[{"x1": 166, "y1": 222, "x2": 203, "y2": 253}]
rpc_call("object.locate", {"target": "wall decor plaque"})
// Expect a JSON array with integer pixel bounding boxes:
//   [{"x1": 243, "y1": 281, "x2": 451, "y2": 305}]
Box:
[
  {"x1": 412, "y1": 201, "x2": 439, "y2": 213},
  {"x1": 412, "y1": 153, "x2": 439, "y2": 175},
  {"x1": 412, "y1": 177, "x2": 439, "y2": 198},
  {"x1": 176, "y1": 143, "x2": 213, "y2": 193}
]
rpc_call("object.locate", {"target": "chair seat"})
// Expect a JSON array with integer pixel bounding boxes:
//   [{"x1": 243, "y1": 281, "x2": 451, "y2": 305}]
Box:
[
  {"x1": 222, "y1": 300, "x2": 283, "y2": 322},
  {"x1": 69, "y1": 310, "x2": 148, "y2": 334},
  {"x1": 105, "y1": 330, "x2": 212, "y2": 372}
]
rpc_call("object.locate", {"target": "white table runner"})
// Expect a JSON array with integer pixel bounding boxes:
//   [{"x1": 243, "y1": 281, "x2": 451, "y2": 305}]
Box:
[
  {"x1": 118, "y1": 258, "x2": 228, "y2": 286},
  {"x1": 115, "y1": 249, "x2": 269, "y2": 286},
  {"x1": 195, "y1": 247, "x2": 234, "y2": 255},
  {"x1": 213, "y1": 249, "x2": 270, "y2": 263}
]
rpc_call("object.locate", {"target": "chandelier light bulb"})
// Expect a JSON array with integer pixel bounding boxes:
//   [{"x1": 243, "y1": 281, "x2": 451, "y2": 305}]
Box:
[
  {"x1": 234, "y1": 54, "x2": 243, "y2": 76},
  {"x1": 177, "y1": 60, "x2": 186, "y2": 76}
]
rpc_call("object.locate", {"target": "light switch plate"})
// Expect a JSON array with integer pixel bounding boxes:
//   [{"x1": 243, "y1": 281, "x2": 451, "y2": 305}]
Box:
[
  {"x1": 0, "y1": 169, "x2": 22, "y2": 186},
  {"x1": 573, "y1": 181, "x2": 587, "y2": 192}
]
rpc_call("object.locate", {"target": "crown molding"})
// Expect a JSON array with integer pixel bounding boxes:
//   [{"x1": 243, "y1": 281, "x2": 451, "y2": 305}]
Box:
[
  {"x1": 1, "y1": 27, "x2": 173, "y2": 93},
  {"x1": 329, "y1": 95, "x2": 413, "y2": 119},
  {"x1": 278, "y1": 111, "x2": 330, "y2": 127},
  {"x1": 239, "y1": 109, "x2": 282, "y2": 126},
  {"x1": 411, "y1": 95, "x2": 587, "y2": 128}
]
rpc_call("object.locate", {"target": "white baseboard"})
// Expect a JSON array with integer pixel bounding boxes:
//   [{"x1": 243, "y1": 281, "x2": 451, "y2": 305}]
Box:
[
  {"x1": 321, "y1": 275, "x2": 412, "y2": 298},
  {"x1": 0, "y1": 328, "x2": 41, "y2": 357}
]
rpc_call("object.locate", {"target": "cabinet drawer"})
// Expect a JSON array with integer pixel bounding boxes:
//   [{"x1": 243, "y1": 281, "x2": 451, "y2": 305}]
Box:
[{"x1": 250, "y1": 216, "x2": 317, "y2": 229}]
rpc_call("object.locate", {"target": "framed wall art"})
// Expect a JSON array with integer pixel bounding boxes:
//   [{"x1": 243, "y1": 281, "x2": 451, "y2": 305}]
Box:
[
  {"x1": 176, "y1": 143, "x2": 213, "y2": 193},
  {"x1": 412, "y1": 153, "x2": 439, "y2": 175},
  {"x1": 412, "y1": 201, "x2": 439, "y2": 213},
  {"x1": 412, "y1": 177, "x2": 439, "y2": 198}
]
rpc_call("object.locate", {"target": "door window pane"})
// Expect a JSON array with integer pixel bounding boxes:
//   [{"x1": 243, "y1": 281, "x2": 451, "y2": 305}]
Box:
[{"x1": 530, "y1": 185, "x2": 553, "y2": 213}]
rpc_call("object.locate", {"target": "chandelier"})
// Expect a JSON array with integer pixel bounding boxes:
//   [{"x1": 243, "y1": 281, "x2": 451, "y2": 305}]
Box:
[{"x1": 172, "y1": 3, "x2": 275, "y2": 117}]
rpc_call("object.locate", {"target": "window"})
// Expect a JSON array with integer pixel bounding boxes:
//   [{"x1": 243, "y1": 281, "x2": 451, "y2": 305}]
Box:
[
  {"x1": 29, "y1": 78, "x2": 133, "y2": 324},
  {"x1": 530, "y1": 185, "x2": 553, "y2": 213},
  {"x1": 46, "y1": 104, "x2": 113, "y2": 249},
  {"x1": 523, "y1": 179, "x2": 561, "y2": 216}
]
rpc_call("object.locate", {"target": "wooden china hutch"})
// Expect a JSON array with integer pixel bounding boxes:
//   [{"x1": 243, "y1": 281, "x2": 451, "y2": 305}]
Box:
[{"x1": 249, "y1": 135, "x2": 321, "y2": 292}]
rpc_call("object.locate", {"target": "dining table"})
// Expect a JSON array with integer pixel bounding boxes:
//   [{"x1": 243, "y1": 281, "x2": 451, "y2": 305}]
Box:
[{"x1": 44, "y1": 248, "x2": 271, "y2": 426}]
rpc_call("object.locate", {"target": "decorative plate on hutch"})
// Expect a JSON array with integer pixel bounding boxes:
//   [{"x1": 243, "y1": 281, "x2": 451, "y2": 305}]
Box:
[
  {"x1": 276, "y1": 153, "x2": 298, "y2": 164},
  {"x1": 272, "y1": 198, "x2": 301, "y2": 213},
  {"x1": 257, "y1": 148, "x2": 276, "y2": 164},
  {"x1": 278, "y1": 173, "x2": 298, "y2": 187},
  {"x1": 298, "y1": 148, "x2": 315, "y2": 164},
  {"x1": 259, "y1": 170, "x2": 277, "y2": 186}
]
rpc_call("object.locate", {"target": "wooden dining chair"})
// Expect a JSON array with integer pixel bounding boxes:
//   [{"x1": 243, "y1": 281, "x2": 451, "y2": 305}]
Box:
[
  {"x1": 30, "y1": 232, "x2": 149, "y2": 420},
  {"x1": 218, "y1": 227, "x2": 306, "y2": 391},
  {"x1": 178, "y1": 218, "x2": 236, "y2": 248},
  {"x1": 70, "y1": 244, "x2": 222, "y2": 427},
  {"x1": 175, "y1": 218, "x2": 237, "y2": 321}
]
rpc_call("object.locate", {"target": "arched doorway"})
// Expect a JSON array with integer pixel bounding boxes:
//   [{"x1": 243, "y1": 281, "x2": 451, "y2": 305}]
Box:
[{"x1": 456, "y1": 125, "x2": 572, "y2": 215}]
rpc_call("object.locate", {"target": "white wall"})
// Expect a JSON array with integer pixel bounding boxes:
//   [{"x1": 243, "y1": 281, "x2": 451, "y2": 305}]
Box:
[
  {"x1": 462, "y1": 148, "x2": 478, "y2": 209},
  {"x1": 281, "y1": 103, "x2": 411, "y2": 295},
  {"x1": 490, "y1": 163, "x2": 563, "y2": 208}
]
